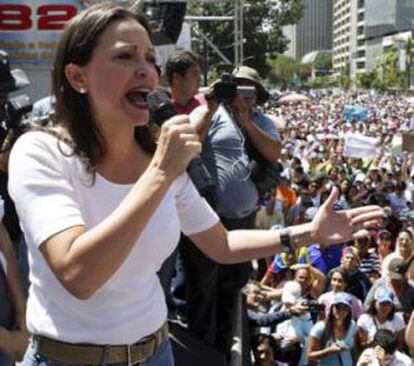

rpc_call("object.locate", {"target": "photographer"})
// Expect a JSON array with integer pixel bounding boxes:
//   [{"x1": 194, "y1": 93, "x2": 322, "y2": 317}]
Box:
[{"x1": 186, "y1": 66, "x2": 282, "y2": 354}]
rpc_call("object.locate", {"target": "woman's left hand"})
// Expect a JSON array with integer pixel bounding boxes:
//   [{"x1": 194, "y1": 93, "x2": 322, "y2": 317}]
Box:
[{"x1": 311, "y1": 187, "x2": 384, "y2": 246}]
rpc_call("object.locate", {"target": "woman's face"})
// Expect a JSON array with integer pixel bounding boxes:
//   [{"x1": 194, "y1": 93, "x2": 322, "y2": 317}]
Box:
[
  {"x1": 333, "y1": 303, "x2": 350, "y2": 320},
  {"x1": 397, "y1": 232, "x2": 413, "y2": 259},
  {"x1": 375, "y1": 301, "x2": 392, "y2": 318},
  {"x1": 72, "y1": 18, "x2": 158, "y2": 132},
  {"x1": 378, "y1": 233, "x2": 392, "y2": 251},
  {"x1": 331, "y1": 272, "x2": 347, "y2": 292}
]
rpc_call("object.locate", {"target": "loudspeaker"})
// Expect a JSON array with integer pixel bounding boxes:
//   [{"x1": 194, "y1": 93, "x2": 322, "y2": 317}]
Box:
[{"x1": 144, "y1": 3, "x2": 187, "y2": 46}]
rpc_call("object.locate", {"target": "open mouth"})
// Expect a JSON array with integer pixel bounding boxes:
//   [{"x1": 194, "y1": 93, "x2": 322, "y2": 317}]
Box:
[{"x1": 125, "y1": 89, "x2": 150, "y2": 109}]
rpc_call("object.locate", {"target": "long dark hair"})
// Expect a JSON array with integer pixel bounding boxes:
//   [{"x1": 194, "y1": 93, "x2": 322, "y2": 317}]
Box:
[
  {"x1": 366, "y1": 299, "x2": 395, "y2": 322},
  {"x1": 52, "y1": 3, "x2": 156, "y2": 172},
  {"x1": 330, "y1": 268, "x2": 349, "y2": 290},
  {"x1": 320, "y1": 303, "x2": 352, "y2": 348}
]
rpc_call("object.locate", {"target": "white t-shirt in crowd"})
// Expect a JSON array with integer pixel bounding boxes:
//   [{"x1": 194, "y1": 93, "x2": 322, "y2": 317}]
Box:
[
  {"x1": 8, "y1": 132, "x2": 219, "y2": 345},
  {"x1": 357, "y1": 348, "x2": 413, "y2": 366},
  {"x1": 357, "y1": 313, "x2": 406, "y2": 343}
]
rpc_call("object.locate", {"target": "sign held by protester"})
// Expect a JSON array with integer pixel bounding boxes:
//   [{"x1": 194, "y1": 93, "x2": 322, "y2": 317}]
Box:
[{"x1": 343, "y1": 134, "x2": 378, "y2": 159}]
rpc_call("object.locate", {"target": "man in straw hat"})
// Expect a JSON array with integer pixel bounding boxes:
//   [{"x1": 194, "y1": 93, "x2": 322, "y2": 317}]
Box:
[{"x1": 186, "y1": 66, "x2": 281, "y2": 356}]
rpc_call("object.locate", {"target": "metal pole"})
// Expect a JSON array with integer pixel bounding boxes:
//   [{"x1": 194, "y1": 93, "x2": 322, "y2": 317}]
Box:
[{"x1": 234, "y1": 0, "x2": 244, "y2": 66}]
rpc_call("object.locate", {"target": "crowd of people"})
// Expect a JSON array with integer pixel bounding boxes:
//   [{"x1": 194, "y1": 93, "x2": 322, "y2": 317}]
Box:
[
  {"x1": 245, "y1": 88, "x2": 414, "y2": 365},
  {"x1": 0, "y1": 3, "x2": 412, "y2": 366}
]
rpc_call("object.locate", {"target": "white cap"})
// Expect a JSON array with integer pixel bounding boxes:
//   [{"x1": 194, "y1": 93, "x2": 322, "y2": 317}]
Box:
[{"x1": 282, "y1": 281, "x2": 302, "y2": 304}]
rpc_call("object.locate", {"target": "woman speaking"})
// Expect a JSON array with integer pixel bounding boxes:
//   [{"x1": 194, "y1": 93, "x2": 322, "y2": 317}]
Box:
[{"x1": 9, "y1": 4, "x2": 384, "y2": 365}]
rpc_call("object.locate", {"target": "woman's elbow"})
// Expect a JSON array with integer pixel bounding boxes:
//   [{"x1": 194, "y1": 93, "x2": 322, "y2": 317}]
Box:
[{"x1": 59, "y1": 269, "x2": 97, "y2": 300}]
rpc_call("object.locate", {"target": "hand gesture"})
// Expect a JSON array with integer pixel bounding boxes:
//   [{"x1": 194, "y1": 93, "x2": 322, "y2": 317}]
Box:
[
  {"x1": 289, "y1": 304, "x2": 309, "y2": 316},
  {"x1": 311, "y1": 187, "x2": 384, "y2": 246},
  {"x1": 153, "y1": 115, "x2": 201, "y2": 179},
  {"x1": 231, "y1": 96, "x2": 251, "y2": 128},
  {"x1": 328, "y1": 343, "x2": 344, "y2": 354}
]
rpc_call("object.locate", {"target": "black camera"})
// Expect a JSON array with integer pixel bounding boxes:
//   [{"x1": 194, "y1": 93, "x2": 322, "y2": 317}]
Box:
[
  {"x1": 0, "y1": 94, "x2": 32, "y2": 150},
  {"x1": 209, "y1": 74, "x2": 256, "y2": 104},
  {"x1": 301, "y1": 299, "x2": 325, "y2": 313},
  {"x1": 4, "y1": 94, "x2": 32, "y2": 130}
]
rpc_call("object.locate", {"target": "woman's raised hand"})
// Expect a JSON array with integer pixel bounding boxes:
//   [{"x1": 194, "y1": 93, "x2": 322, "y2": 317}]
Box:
[
  {"x1": 311, "y1": 187, "x2": 384, "y2": 246},
  {"x1": 152, "y1": 115, "x2": 202, "y2": 180}
]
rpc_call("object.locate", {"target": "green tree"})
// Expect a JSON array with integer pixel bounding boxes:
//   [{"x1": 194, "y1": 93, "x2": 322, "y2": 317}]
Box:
[
  {"x1": 356, "y1": 70, "x2": 376, "y2": 89},
  {"x1": 312, "y1": 54, "x2": 332, "y2": 76},
  {"x1": 375, "y1": 46, "x2": 405, "y2": 90},
  {"x1": 187, "y1": 0, "x2": 304, "y2": 77},
  {"x1": 267, "y1": 54, "x2": 310, "y2": 88},
  {"x1": 338, "y1": 62, "x2": 351, "y2": 89},
  {"x1": 406, "y1": 38, "x2": 414, "y2": 90}
]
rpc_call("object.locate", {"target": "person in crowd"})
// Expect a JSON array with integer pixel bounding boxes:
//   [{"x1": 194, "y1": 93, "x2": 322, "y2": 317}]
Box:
[
  {"x1": 308, "y1": 292, "x2": 357, "y2": 366},
  {"x1": 187, "y1": 65, "x2": 282, "y2": 354},
  {"x1": 0, "y1": 220, "x2": 29, "y2": 363},
  {"x1": 354, "y1": 234, "x2": 382, "y2": 283},
  {"x1": 318, "y1": 267, "x2": 363, "y2": 319},
  {"x1": 0, "y1": 50, "x2": 30, "y2": 295},
  {"x1": 7, "y1": 4, "x2": 383, "y2": 365},
  {"x1": 357, "y1": 287, "x2": 406, "y2": 350},
  {"x1": 165, "y1": 50, "x2": 205, "y2": 114},
  {"x1": 388, "y1": 181, "x2": 410, "y2": 216},
  {"x1": 405, "y1": 311, "x2": 414, "y2": 351},
  {"x1": 357, "y1": 329, "x2": 412, "y2": 366},
  {"x1": 252, "y1": 334, "x2": 277, "y2": 366},
  {"x1": 382, "y1": 229, "x2": 414, "y2": 282},
  {"x1": 292, "y1": 263, "x2": 326, "y2": 301},
  {"x1": 326, "y1": 246, "x2": 372, "y2": 301},
  {"x1": 244, "y1": 281, "x2": 307, "y2": 328},
  {"x1": 376, "y1": 229, "x2": 394, "y2": 263},
  {"x1": 365, "y1": 257, "x2": 414, "y2": 321},
  {"x1": 273, "y1": 281, "x2": 313, "y2": 366},
  {"x1": 158, "y1": 50, "x2": 209, "y2": 322}
]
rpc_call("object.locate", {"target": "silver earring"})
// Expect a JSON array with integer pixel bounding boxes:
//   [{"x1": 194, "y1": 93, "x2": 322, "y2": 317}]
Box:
[{"x1": 78, "y1": 88, "x2": 87, "y2": 94}]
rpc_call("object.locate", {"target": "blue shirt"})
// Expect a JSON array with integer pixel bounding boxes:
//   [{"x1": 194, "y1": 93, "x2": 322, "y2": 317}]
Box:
[
  {"x1": 310, "y1": 320, "x2": 357, "y2": 366},
  {"x1": 195, "y1": 105, "x2": 279, "y2": 219},
  {"x1": 307, "y1": 244, "x2": 343, "y2": 275}
]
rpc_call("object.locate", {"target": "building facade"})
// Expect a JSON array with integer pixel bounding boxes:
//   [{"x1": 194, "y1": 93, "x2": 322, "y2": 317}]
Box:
[
  {"x1": 333, "y1": 0, "x2": 414, "y2": 81},
  {"x1": 283, "y1": 0, "x2": 333, "y2": 60}
]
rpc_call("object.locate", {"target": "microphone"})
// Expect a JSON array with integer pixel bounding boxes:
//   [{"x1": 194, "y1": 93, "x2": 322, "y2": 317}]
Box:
[{"x1": 147, "y1": 89, "x2": 218, "y2": 209}]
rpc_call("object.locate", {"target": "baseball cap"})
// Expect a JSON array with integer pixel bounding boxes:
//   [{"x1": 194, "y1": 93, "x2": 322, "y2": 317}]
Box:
[
  {"x1": 374, "y1": 287, "x2": 394, "y2": 304},
  {"x1": 342, "y1": 246, "x2": 359, "y2": 259},
  {"x1": 281, "y1": 281, "x2": 302, "y2": 304},
  {"x1": 387, "y1": 257, "x2": 407, "y2": 280},
  {"x1": 333, "y1": 292, "x2": 352, "y2": 308},
  {"x1": 354, "y1": 172, "x2": 366, "y2": 183}
]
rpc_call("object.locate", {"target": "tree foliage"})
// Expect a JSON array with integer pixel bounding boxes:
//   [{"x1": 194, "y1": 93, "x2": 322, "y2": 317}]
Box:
[
  {"x1": 267, "y1": 54, "x2": 310, "y2": 88},
  {"x1": 187, "y1": 0, "x2": 304, "y2": 77}
]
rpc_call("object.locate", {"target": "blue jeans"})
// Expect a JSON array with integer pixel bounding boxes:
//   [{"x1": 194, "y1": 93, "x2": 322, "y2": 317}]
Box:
[{"x1": 22, "y1": 338, "x2": 174, "y2": 366}]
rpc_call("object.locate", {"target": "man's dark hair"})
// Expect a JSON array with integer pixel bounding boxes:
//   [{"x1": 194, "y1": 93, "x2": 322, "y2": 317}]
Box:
[
  {"x1": 395, "y1": 181, "x2": 407, "y2": 192},
  {"x1": 294, "y1": 166, "x2": 304, "y2": 175},
  {"x1": 165, "y1": 50, "x2": 201, "y2": 84},
  {"x1": 372, "y1": 329, "x2": 398, "y2": 355}
]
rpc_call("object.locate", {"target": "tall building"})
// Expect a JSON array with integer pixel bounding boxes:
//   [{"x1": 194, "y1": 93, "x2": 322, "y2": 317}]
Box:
[
  {"x1": 333, "y1": 0, "x2": 414, "y2": 80},
  {"x1": 283, "y1": 0, "x2": 333, "y2": 60},
  {"x1": 332, "y1": 0, "x2": 363, "y2": 77}
]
